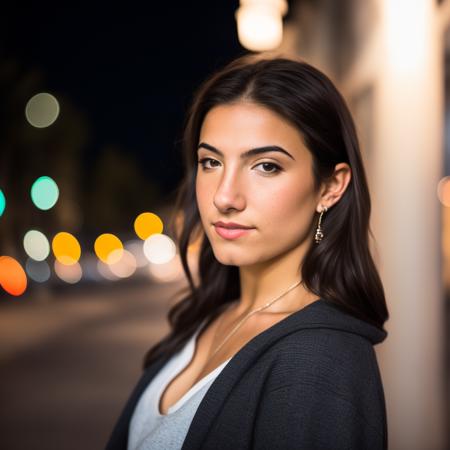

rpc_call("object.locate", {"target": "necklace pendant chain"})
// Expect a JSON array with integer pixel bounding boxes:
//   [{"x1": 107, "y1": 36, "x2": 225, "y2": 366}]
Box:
[{"x1": 209, "y1": 279, "x2": 302, "y2": 361}]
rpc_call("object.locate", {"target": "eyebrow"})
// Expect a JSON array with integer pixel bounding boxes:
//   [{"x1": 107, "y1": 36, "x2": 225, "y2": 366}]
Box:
[{"x1": 197, "y1": 142, "x2": 296, "y2": 161}]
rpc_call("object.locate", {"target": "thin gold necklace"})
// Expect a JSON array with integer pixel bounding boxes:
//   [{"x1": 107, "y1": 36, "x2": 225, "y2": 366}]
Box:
[{"x1": 208, "y1": 279, "x2": 302, "y2": 361}]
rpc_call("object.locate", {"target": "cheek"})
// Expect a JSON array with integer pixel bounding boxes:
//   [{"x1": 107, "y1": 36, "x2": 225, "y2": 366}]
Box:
[
  {"x1": 257, "y1": 181, "x2": 315, "y2": 230},
  {"x1": 195, "y1": 175, "x2": 210, "y2": 215}
]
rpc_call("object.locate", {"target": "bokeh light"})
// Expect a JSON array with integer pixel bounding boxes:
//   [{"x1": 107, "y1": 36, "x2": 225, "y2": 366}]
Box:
[
  {"x1": 25, "y1": 258, "x2": 51, "y2": 283},
  {"x1": 437, "y1": 176, "x2": 450, "y2": 207},
  {"x1": 52, "y1": 232, "x2": 81, "y2": 265},
  {"x1": 235, "y1": 1, "x2": 286, "y2": 51},
  {"x1": 54, "y1": 260, "x2": 82, "y2": 284},
  {"x1": 0, "y1": 256, "x2": 27, "y2": 296},
  {"x1": 94, "y1": 233, "x2": 123, "y2": 264},
  {"x1": 108, "y1": 249, "x2": 137, "y2": 278},
  {"x1": 25, "y1": 92, "x2": 60, "y2": 128},
  {"x1": 143, "y1": 233, "x2": 176, "y2": 264},
  {"x1": 148, "y1": 254, "x2": 185, "y2": 283},
  {"x1": 124, "y1": 239, "x2": 149, "y2": 268},
  {"x1": 23, "y1": 229, "x2": 50, "y2": 261},
  {"x1": 134, "y1": 212, "x2": 164, "y2": 240},
  {"x1": 97, "y1": 260, "x2": 119, "y2": 281},
  {"x1": 0, "y1": 189, "x2": 5, "y2": 216},
  {"x1": 31, "y1": 176, "x2": 59, "y2": 210}
]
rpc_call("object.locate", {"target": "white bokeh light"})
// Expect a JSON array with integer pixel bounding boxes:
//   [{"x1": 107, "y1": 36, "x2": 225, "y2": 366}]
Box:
[
  {"x1": 235, "y1": 0, "x2": 288, "y2": 52},
  {"x1": 25, "y1": 93, "x2": 60, "y2": 128},
  {"x1": 143, "y1": 233, "x2": 176, "y2": 264},
  {"x1": 97, "y1": 260, "x2": 119, "y2": 281},
  {"x1": 23, "y1": 229, "x2": 50, "y2": 261},
  {"x1": 108, "y1": 249, "x2": 137, "y2": 278}
]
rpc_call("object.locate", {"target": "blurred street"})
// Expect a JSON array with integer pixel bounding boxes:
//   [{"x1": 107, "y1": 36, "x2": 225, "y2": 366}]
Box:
[{"x1": 0, "y1": 281, "x2": 179, "y2": 450}]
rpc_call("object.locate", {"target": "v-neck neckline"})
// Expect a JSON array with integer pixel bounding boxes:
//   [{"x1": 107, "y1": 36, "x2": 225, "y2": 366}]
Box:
[
  {"x1": 156, "y1": 319, "x2": 232, "y2": 416},
  {"x1": 157, "y1": 297, "x2": 326, "y2": 417},
  {"x1": 180, "y1": 298, "x2": 329, "y2": 447}
]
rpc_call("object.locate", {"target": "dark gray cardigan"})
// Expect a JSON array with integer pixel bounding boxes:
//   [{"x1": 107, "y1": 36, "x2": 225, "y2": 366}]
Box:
[{"x1": 105, "y1": 298, "x2": 388, "y2": 449}]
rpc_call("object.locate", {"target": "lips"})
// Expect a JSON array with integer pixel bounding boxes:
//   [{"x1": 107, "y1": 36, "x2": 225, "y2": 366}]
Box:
[
  {"x1": 214, "y1": 225, "x2": 253, "y2": 240},
  {"x1": 213, "y1": 221, "x2": 253, "y2": 229}
]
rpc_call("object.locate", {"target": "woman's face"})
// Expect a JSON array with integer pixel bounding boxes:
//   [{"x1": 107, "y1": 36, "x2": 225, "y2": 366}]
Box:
[{"x1": 195, "y1": 101, "x2": 321, "y2": 267}]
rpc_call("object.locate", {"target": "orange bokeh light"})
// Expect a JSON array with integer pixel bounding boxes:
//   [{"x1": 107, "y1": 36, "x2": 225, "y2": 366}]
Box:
[{"x1": 0, "y1": 256, "x2": 27, "y2": 296}]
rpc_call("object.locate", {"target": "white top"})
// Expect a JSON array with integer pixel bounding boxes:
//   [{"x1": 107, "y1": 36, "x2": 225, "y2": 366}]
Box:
[{"x1": 127, "y1": 320, "x2": 232, "y2": 450}]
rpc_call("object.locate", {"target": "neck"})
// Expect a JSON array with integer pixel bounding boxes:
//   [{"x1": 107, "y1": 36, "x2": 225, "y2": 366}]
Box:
[{"x1": 234, "y1": 241, "x2": 318, "y2": 315}]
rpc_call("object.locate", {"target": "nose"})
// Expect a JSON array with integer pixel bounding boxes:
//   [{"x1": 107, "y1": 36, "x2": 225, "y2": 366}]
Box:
[{"x1": 213, "y1": 166, "x2": 246, "y2": 213}]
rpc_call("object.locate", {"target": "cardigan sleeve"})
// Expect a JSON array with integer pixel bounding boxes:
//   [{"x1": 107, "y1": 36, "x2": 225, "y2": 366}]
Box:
[
  {"x1": 252, "y1": 382, "x2": 386, "y2": 450},
  {"x1": 252, "y1": 330, "x2": 387, "y2": 450}
]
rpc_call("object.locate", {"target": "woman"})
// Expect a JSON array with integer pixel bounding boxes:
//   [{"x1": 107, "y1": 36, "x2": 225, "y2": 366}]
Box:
[{"x1": 105, "y1": 53, "x2": 389, "y2": 450}]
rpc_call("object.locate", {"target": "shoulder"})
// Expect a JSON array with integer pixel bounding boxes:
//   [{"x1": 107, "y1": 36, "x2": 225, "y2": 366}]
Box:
[
  {"x1": 251, "y1": 328, "x2": 387, "y2": 448},
  {"x1": 259, "y1": 299, "x2": 386, "y2": 389},
  {"x1": 268, "y1": 326, "x2": 380, "y2": 382},
  {"x1": 274, "y1": 326, "x2": 378, "y2": 369},
  {"x1": 252, "y1": 330, "x2": 388, "y2": 448},
  {"x1": 261, "y1": 327, "x2": 385, "y2": 419}
]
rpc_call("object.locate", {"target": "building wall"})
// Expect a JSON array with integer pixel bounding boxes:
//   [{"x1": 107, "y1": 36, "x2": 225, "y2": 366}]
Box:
[{"x1": 281, "y1": 0, "x2": 448, "y2": 448}]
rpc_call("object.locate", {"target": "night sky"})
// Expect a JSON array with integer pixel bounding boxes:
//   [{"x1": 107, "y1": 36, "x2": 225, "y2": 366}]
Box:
[{"x1": 2, "y1": 2, "x2": 251, "y2": 195}]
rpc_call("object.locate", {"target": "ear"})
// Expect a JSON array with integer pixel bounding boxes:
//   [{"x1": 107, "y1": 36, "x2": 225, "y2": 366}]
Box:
[{"x1": 316, "y1": 163, "x2": 352, "y2": 213}]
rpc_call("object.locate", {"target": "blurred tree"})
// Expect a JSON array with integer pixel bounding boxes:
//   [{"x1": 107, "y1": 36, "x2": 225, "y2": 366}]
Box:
[
  {"x1": 0, "y1": 57, "x2": 163, "y2": 266},
  {"x1": 0, "y1": 58, "x2": 88, "y2": 260},
  {"x1": 84, "y1": 145, "x2": 161, "y2": 236}
]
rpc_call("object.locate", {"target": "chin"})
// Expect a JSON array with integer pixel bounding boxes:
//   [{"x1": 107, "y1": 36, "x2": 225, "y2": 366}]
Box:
[{"x1": 210, "y1": 246, "x2": 260, "y2": 267}]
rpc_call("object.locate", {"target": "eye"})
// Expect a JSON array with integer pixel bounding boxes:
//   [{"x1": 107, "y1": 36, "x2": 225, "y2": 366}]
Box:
[
  {"x1": 197, "y1": 158, "x2": 282, "y2": 175},
  {"x1": 254, "y1": 162, "x2": 282, "y2": 175},
  {"x1": 198, "y1": 157, "x2": 220, "y2": 170}
]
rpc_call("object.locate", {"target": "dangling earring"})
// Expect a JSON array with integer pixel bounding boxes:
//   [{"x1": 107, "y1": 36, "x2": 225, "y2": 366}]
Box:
[{"x1": 314, "y1": 206, "x2": 328, "y2": 244}]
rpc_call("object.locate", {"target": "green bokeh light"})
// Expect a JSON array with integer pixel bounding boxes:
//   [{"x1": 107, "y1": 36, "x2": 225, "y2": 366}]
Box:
[
  {"x1": 31, "y1": 176, "x2": 59, "y2": 210},
  {"x1": 0, "y1": 190, "x2": 5, "y2": 216}
]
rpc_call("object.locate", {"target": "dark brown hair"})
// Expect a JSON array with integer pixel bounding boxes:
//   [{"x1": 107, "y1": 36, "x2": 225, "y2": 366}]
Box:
[{"x1": 142, "y1": 54, "x2": 389, "y2": 370}]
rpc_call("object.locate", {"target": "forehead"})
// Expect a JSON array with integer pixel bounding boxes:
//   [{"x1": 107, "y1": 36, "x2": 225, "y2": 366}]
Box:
[{"x1": 199, "y1": 102, "x2": 308, "y2": 157}]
